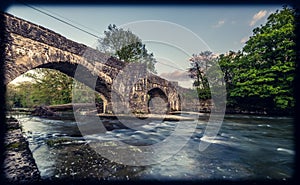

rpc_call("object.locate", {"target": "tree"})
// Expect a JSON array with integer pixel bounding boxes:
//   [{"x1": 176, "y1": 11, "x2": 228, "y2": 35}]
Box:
[
  {"x1": 24, "y1": 68, "x2": 74, "y2": 105},
  {"x1": 188, "y1": 51, "x2": 217, "y2": 99},
  {"x1": 6, "y1": 82, "x2": 38, "y2": 108},
  {"x1": 6, "y1": 84, "x2": 21, "y2": 109},
  {"x1": 98, "y1": 24, "x2": 157, "y2": 73},
  {"x1": 217, "y1": 51, "x2": 241, "y2": 106},
  {"x1": 230, "y1": 6, "x2": 296, "y2": 112},
  {"x1": 6, "y1": 69, "x2": 104, "y2": 108},
  {"x1": 217, "y1": 51, "x2": 238, "y2": 86}
]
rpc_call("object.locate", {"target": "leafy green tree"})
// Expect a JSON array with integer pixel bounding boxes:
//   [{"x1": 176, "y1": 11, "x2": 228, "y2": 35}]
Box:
[
  {"x1": 217, "y1": 51, "x2": 241, "y2": 106},
  {"x1": 6, "y1": 82, "x2": 37, "y2": 108},
  {"x1": 6, "y1": 84, "x2": 21, "y2": 109},
  {"x1": 98, "y1": 24, "x2": 157, "y2": 73},
  {"x1": 11, "y1": 69, "x2": 103, "y2": 107},
  {"x1": 24, "y1": 68, "x2": 74, "y2": 105},
  {"x1": 188, "y1": 51, "x2": 216, "y2": 99},
  {"x1": 217, "y1": 51, "x2": 238, "y2": 86},
  {"x1": 17, "y1": 82, "x2": 37, "y2": 107},
  {"x1": 230, "y1": 6, "x2": 296, "y2": 112}
]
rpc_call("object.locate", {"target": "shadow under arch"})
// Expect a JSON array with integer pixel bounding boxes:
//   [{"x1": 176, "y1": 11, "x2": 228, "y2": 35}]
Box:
[{"x1": 147, "y1": 87, "x2": 170, "y2": 114}]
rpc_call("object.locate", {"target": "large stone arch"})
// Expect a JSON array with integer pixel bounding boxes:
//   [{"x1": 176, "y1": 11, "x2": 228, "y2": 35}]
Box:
[
  {"x1": 36, "y1": 62, "x2": 111, "y2": 103},
  {"x1": 8, "y1": 61, "x2": 112, "y2": 114},
  {"x1": 5, "y1": 33, "x2": 113, "y2": 87}
]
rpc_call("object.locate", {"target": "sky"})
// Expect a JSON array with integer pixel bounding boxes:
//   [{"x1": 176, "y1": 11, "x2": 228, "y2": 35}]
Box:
[{"x1": 6, "y1": 4, "x2": 283, "y2": 88}]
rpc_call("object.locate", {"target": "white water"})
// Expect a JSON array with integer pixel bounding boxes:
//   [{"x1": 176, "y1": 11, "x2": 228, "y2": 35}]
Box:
[{"x1": 15, "y1": 114, "x2": 295, "y2": 180}]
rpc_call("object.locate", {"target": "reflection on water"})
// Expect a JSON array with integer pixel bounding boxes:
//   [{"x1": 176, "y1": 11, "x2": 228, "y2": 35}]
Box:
[{"x1": 15, "y1": 114, "x2": 294, "y2": 180}]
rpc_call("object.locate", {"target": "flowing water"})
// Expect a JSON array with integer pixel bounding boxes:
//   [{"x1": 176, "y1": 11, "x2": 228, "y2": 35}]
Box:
[{"x1": 13, "y1": 113, "x2": 294, "y2": 181}]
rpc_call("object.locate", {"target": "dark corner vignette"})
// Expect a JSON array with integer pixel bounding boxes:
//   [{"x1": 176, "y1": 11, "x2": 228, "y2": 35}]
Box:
[
  {"x1": 1, "y1": 1, "x2": 9, "y2": 184},
  {"x1": 0, "y1": 0, "x2": 299, "y2": 185}
]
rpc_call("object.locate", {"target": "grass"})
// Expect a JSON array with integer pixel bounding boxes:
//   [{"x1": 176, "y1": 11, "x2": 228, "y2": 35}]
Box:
[
  {"x1": 6, "y1": 142, "x2": 26, "y2": 150},
  {"x1": 46, "y1": 138, "x2": 73, "y2": 147}
]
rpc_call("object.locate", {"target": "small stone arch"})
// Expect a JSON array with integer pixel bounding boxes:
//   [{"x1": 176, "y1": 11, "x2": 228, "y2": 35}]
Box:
[{"x1": 147, "y1": 87, "x2": 170, "y2": 114}]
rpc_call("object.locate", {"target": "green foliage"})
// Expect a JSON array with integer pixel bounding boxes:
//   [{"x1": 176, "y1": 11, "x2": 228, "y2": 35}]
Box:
[
  {"x1": 207, "y1": 6, "x2": 296, "y2": 113},
  {"x1": 5, "y1": 142, "x2": 26, "y2": 150},
  {"x1": 23, "y1": 68, "x2": 73, "y2": 106},
  {"x1": 46, "y1": 138, "x2": 72, "y2": 147},
  {"x1": 6, "y1": 69, "x2": 103, "y2": 108},
  {"x1": 98, "y1": 24, "x2": 157, "y2": 73},
  {"x1": 188, "y1": 51, "x2": 215, "y2": 100},
  {"x1": 197, "y1": 88, "x2": 211, "y2": 100},
  {"x1": 6, "y1": 82, "x2": 37, "y2": 109},
  {"x1": 188, "y1": 7, "x2": 296, "y2": 114},
  {"x1": 229, "y1": 6, "x2": 296, "y2": 111},
  {"x1": 6, "y1": 84, "x2": 21, "y2": 109},
  {"x1": 216, "y1": 51, "x2": 241, "y2": 106}
]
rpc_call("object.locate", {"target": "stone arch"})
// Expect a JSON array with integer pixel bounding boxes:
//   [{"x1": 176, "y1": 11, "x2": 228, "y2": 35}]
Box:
[
  {"x1": 8, "y1": 61, "x2": 113, "y2": 114},
  {"x1": 36, "y1": 62, "x2": 111, "y2": 102},
  {"x1": 147, "y1": 87, "x2": 170, "y2": 114}
]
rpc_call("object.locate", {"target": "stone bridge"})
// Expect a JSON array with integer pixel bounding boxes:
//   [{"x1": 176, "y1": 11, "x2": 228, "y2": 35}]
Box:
[{"x1": 2, "y1": 13, "x2": 181, "y2": 114}]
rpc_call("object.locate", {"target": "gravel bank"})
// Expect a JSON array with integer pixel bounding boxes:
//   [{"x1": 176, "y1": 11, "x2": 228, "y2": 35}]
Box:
[{"x1": 3, "y1": 117, "x2": 41, "y2": 183}]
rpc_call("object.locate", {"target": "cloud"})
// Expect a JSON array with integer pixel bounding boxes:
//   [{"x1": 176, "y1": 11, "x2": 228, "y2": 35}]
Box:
[
  {"x1": 240, "y1": 36, "x2": 248, "y2": 44},
  {"x1": 249, "y1": 10, "x2": 267, "y2": 26},
  {"x1": 160, "y1": 70, "x2": 191, "y2": 81},
  {"x1": 212, "y1": 20, "x2": 225, "y2": 28}
]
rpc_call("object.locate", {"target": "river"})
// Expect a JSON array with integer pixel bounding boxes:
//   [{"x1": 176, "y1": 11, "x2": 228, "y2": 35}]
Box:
[{"x1": 13, "y1": 113, "x2": 294, "y2": 181}]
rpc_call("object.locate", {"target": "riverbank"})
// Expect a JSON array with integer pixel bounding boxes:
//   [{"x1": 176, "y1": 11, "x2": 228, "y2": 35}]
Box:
[
  {"x1": 29, "y1": 105, "x2": 208, "y2": 121},
  {"x1": 29, "y1": 103, "x2": 294, "y2": 120},
  {"x1": 3, "y1": 117, "x2": 41, "y2": 183}
]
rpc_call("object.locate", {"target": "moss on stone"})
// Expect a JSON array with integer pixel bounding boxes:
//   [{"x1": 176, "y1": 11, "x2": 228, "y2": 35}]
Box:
[
  {"x1": 6, "y1": 142, "x2": 26, "y2": 150},
  {"x1": 46, "y1": 138, "x2": 72, "y2": 147}
]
